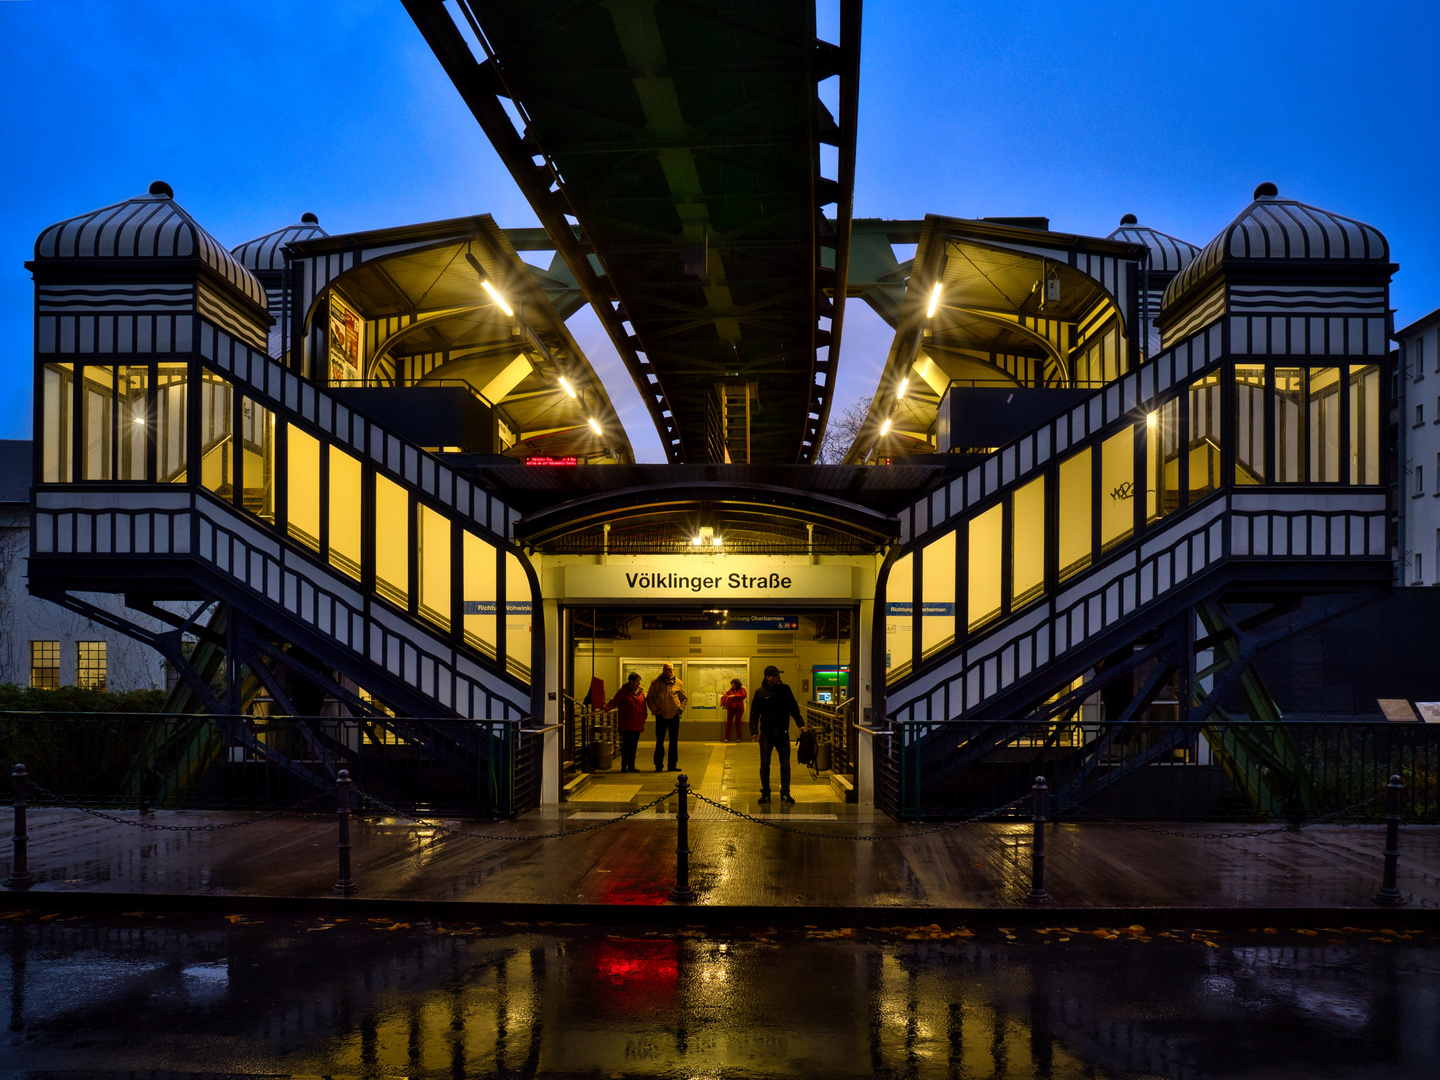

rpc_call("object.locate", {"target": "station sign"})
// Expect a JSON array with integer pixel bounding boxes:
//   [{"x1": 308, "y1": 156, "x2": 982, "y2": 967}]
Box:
[
  {"x1": 525, "y1": 456, "x2": 577, "y2": 466},
  {"x1": 563, "y1": 562, "x2": 856, "y2": 601}
]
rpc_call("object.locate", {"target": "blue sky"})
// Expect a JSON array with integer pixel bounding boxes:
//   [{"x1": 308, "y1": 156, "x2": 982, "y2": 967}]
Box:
[{"x1": 2, "y1": 1, "x2": 1437, "y2": 461}]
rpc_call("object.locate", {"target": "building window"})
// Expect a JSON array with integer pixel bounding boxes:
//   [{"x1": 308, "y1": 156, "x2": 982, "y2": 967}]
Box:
[
  {"x1": 30, "y1": 641, "x2": 60, "y2": 690},
  {"x1": 1417, "y1": 553, "x2": 1425, "y2": 584},
  {"x1": 1417, "y1": 465, "x2": 1425, "y2": 497},
  {"x1": 1415, "y1": 337, "x2": 1425, "y2": 382},
  {"x1": 77, "y1": 641, "x2": 107, "y2": 690}
]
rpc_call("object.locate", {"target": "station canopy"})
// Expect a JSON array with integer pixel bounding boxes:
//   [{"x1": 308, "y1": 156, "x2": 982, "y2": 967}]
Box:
[
  {"x1": 846, "y1": 216, "x2": 1145, "y2": 463},
  {"x1": 289, "y1": 215, "x2": 634, "y2": 463}
]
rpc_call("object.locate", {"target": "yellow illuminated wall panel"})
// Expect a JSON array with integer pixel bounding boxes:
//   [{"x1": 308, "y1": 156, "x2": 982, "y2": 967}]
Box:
[
  {"x1": 418, "y1": 504, "x2": 451, "y2": 632},
  {"x1": 921, "y1": 530, "x2": 956, "y2": 658},
  {"x1": 968, "y1": 505, "x2": 1002, "y2": 631},
  {"x1": 374, "y1": 473, "x2": 409, "y2": 607},
  {"x1": 287, "y1": 425, "x2": 321, "y2": 551},
  {"x1": 1012, "y1": 475, "x2": 1045, "y2": 606},
  {"x1": 328, "y1": 446, "x2": 362, "y2": 579}
]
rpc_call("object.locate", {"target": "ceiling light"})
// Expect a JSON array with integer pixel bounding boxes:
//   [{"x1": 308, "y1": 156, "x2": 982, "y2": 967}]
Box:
[
  {"x1": 926, "y1": 282, "x2": 943, "y2": 319},
  {"x1": 559, "y1": 376, "x2": 577, "y2": 398},
  {"x1": 481, "y1": 280, "x2": 513, "y2": 317},
  {"x1": 880, "y1": 417, "x2": 892, "y2": 435},
  {"x1": 692, "y1": 534, "x2": 703, "y2": 546},
  {"x1": 588, "y1": 416, "x2": 602, "y2": 435},
  {"x1": 896, "y1": 378, "x2": 909, "y2": 400}
]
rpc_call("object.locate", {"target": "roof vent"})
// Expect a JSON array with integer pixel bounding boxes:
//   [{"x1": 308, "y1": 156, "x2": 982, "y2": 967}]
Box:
[
  {"x1": 301, "y1": 212, "x2": 319, "y2": 224},
  {"x1": 1253, "y1": 181, "x2": 1278, "y2": 200},
  {"x1": 148, "y1": 180, "x2": 173, "y2": 199},
  {"x1": 1120, "y1": 213, "x2": 1138, "y2": 226}
]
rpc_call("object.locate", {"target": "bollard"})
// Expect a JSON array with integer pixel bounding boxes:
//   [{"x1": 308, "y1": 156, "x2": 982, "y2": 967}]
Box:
[
  {"x1": 669, "y1": 773, "x2": 695, "y2": 903},
  {"x1": 1026, "y1": 775, "x2": 1052, "y2": 905},
  {"x1": 7, "y1": 764, "x2": 33, "y2": 890},
  {"x1": 333, "y1": 770, "x2": 357, "y2": 895},
  {"x1": 1373, "y1": 774, "x2": 1405, "y2": 906}
]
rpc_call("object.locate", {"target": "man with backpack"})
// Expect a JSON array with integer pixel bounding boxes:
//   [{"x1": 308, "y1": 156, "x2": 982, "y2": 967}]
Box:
[{"x1": 748, "y1": 665, "x2": 804, "y2": 804}]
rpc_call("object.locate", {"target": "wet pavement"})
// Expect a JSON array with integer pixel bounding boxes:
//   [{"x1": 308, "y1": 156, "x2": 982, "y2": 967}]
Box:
[
  {"x1": 2, "y1": 909, "x2": 1438, "y2": 1078},
  {"x1": 3, "y1": 740, "x2": 1439, "y2": 922}
]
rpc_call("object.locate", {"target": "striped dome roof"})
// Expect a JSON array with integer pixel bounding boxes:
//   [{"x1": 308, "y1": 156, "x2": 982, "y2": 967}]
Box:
[
  {"x1": 35, "y1": 183, "x2": 267, "y2": 311},
  {"x1": 232, "y1": 215, "x2": 328, "y2": 272},
  {"x1": 1162, "y1": 186, "x2": 1388, "y2": 312},
  {"x1": 1106, "y1": 221, "x2": 1201, "y2": 275}
]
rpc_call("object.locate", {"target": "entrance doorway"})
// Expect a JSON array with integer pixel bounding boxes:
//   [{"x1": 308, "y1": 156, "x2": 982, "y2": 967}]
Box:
[{"x1": 561, "y1": 606, "x2": 858, "y2": 808}]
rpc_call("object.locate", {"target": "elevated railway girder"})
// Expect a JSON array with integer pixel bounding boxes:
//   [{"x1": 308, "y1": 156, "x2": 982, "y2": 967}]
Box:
[{"x1": 403, "y1": 0, "x2": 861, "y2": 463}]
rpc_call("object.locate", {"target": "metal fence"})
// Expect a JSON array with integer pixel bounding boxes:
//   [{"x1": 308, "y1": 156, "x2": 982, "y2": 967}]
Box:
[
  {"x1": 879, "y1": 719, "x2": 1440, "y2": 823},
  {"x1": 0, "y1": 712, "x2": 537, "y2": 817}
]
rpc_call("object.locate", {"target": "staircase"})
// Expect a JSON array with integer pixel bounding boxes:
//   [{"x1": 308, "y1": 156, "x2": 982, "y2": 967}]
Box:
[{"x1": 879, "y1": 323, "x2": 1389, "y2": 817}]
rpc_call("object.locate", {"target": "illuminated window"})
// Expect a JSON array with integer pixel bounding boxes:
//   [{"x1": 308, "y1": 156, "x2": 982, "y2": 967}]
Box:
[
  {"x1": 463, "y1": 531, "x2": 498, "y2": 658},
  {"x1": 199, "y1": 371, "x2": 234, "y2": 498},
  {"x1": 1308, "y1": 367, "x2": 1341, "y2": 483},
  {"x1": 921, "y1": 529, "x2": 956, "y2": 656},
  {"x1": 1147, "y1": 398, "x2": 1182, "y2": 520},
  {"x1": 1349, "y1": 365, "x2": 1381, "y2": 485},
  {"x1": 374, "y1": 473, "x2": 410, "y2": 607},
  {"x1": 286, "y1": 424, "x2": 321, "y2": 551},
  {"x1": 156, "y1": 363, "x2": 188, "y2": 483},
  {"x1": 1011, "y1": 475, "x2": 1045, "y2": 606},
  {"x1": 120, "y1": 366, "x2": 148, "y2": 481},
  {"x1": 240, "y1": 397, "x2": 274, "y2": 520},
  {"x1": 1188, "y1": 375, "x2": 1222, "y2": 502},
  {"x1": 81, "y1": 365, "x2": 116, "y2": 480},
  {"x1": 1234, "y1": 366, "x2": 1266, "y2": 485},
  {"x1": 885, "y1": 551, "x2": 914, "y2": 682},
  {"x1": 30, "y1": 641, "x2": 60, "y2": 690},
  {"x1": 1057, "y1": 447, "x2": 1091, "y2": 579},
  {"x1": 1100, "y1": 426, "x2": 1135, "y2": 551},
  {"x1": 41, "y1": 363, "x2": 74, "y2": 483},
  {"x1": 76, "y1": 641, "x2": 106, "y2": 691},
  {"x1": 1274, "y1": 368, "x2": 1304, "y2": 483},
  {"x1": 967, "y1": 505, "x2": 1002, "y2": 631},
  {"x1": 418, "y1": 503, "x2": 451, "y2": 631}
]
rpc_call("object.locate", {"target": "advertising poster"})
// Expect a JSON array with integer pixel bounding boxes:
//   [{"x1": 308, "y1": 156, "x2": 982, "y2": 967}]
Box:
[{"x1": 328, "y1": 293, "x2": 362, "y2": 384}]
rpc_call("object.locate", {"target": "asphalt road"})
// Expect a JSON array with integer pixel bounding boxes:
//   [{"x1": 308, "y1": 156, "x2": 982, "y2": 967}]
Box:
[{"x1": 3, "y1": 911, "x2": 1437, "y2": 1078}]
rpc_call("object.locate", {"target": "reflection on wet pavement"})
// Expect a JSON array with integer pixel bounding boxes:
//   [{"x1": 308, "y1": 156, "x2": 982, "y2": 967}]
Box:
[{"x1": 3, "y1": 912, "x2": 1438, "y2": 1078}]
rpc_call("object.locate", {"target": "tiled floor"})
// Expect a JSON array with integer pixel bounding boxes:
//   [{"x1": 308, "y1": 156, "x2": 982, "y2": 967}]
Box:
[{"x1": 572, "y1": 739, "x2": 847, "y2": 814}]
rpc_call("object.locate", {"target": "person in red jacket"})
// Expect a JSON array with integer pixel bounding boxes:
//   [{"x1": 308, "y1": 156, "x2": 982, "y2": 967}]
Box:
[
  {"x1": 607, "y1": 672, "x2": 649, "y2": 772},
  {"x1": 720, "y1": 678, "x2": 747, "y2": 742}
]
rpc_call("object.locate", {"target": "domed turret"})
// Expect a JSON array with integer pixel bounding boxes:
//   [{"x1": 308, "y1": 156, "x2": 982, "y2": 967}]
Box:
[
  {"x1": 231, "y1": 215, "x2": 330, "y2": 358},
  {"x1": 232, "y1": 214, "x2": 328, "y2": 274},
  {"x1": 1162, "y1": 184, "x2": 1388, "y2": 313},
  {"x1": 35, "y1": 182, "x2": 267, "y2": 314}
]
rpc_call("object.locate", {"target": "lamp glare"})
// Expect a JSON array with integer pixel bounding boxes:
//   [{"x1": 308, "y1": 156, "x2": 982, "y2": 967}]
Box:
[
  {"x1": 880, "y1": 417, "x2": 892, "y2": 435},
  {"x1": 926, "y1": 282, "x2": 943, "y2": 319},
  {"x1": 481, "y1": 280, "x2": 514, "y2": 317},
  {"x1": 588, "y1": 416, "x2": 602, "y2": 435},
  {"x1": 896, "y1": 378, "x2": 908, "y2": 400},
  {"x1": 559, "y1": 376, "x2": 577, "y2": 398}
]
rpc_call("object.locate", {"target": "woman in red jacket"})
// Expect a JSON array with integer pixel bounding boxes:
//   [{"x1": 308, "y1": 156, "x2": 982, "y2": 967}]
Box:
[
  {"x1": 608, "y1": 672, "x2": 649, "y2": 772},
  {"x1": 720, "y1": 678, "x2": 747, "y2": 743}
]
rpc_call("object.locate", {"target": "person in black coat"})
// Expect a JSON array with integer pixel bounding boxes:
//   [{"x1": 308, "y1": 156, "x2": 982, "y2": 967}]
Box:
[{"x1": 748, "y1": 665, "x2": 804, "y2": 804}]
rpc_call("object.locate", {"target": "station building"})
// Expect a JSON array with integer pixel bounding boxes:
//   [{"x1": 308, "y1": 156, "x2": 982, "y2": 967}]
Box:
[{"x1": 19, "y1": 3, "x2": 1414, "y2": 817}]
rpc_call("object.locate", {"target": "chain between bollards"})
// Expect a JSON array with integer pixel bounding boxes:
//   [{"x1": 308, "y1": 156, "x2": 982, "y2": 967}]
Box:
[
  {"x1": 1026, "y1": 775, "x2": 1052, "y2": 905},
  {"x1": 1373, "y1": 773, "x2": 1405, "y2": 906},
  {"x1": 7, "y1": 764, "x2": 33, "y2": 889},
  {"x1": 669, "y1": 773, "x2": 695, "y2": 903},
  {"x1": 334, "y1": 770, "x2": 357, "y2": 895}
]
